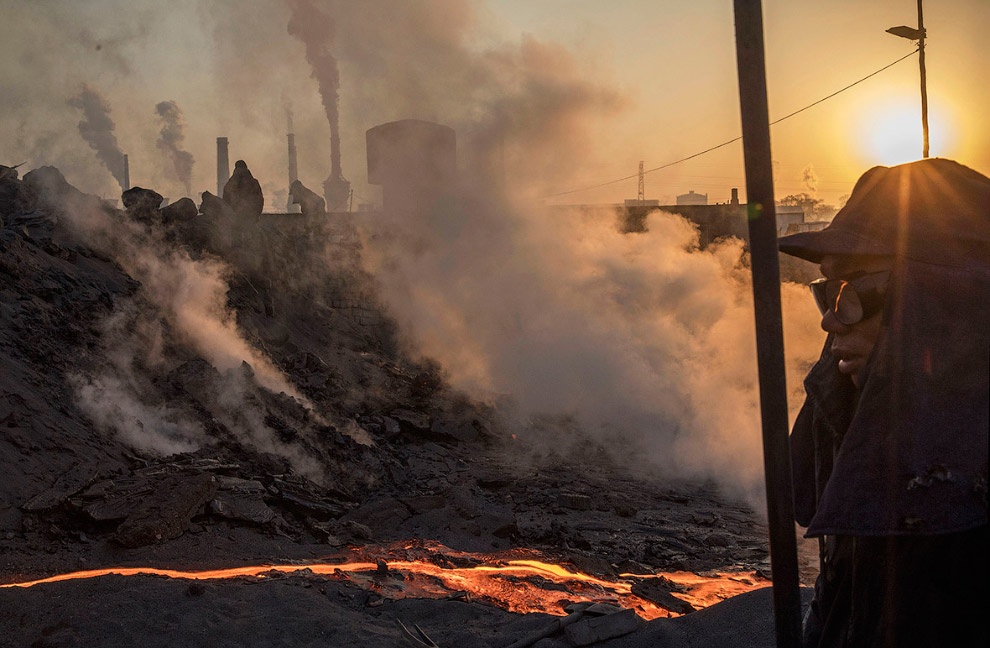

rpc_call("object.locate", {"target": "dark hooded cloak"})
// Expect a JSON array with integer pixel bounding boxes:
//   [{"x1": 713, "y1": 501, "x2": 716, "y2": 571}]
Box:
[{"x1": 781, "y1": 158, "x2": 989, "y2": 536}]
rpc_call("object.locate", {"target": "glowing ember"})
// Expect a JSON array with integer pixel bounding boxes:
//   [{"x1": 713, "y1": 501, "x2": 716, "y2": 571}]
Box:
[{"x1": 0, "y1": 542, "x2": 767, "y2": 620}]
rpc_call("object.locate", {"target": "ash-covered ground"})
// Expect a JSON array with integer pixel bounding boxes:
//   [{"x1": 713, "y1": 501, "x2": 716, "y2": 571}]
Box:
[{"x1": 0, "y1": 163, "x2": 813, "y2": 647}]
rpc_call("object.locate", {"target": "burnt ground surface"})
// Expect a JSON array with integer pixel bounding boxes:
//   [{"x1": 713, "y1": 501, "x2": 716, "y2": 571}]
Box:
[{"x1": 0, "y1": 165, "x2": 816, "y2": 647}]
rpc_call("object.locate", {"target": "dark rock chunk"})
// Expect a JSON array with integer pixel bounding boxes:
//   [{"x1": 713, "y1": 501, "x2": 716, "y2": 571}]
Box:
[
  {"x1": 270, "y1": 478, "x2": 349, "y2": 521},
  {"x1": 558, "y1": 493, "x2": 592, "y2": 511},
  {"x1": 209, "y1": 493, "x2": 275, "y2": 525},
  {"x1": 630, "y1": 577, "x2": 696, "y2": 614},
  {"x1": 339, "y1": 519, "x2": 373, "y2": 541},
  {"x1": 80, "y1": 477, "x2": 155, "y2": 522},
  {"x1": 22, "y1": 166, "x2": 101, "y2": 220},
  {"x1": 381, "y1": 417, "x2": 401, "y2": 438},
  {"x1": 121, "y1": 186, "x2": 164, "y2": 224},
  {"x1": 390, "y1": 408, "x2": 431, "y2": 432},
  {"x1": 476, "y1": 472, "x2": 514, "y2": 489},
  {"x1": 112, "y1": 473, "x2": 218, "y2": 548},
  {"x1": 222, "y1": 160, "x2": 264, "y2": 218},
  {"x1": 0, "y1": 166, "x2": 38, "y2": 216},
  {"x1": 430, "y1": 418, "x2": 479, "y2": 443},
  {"x1": 22, "y1": 464, "x2": 102, "y2": 512},
  {"x1": 161, "y1": 197, "x2": 197, "y2": 223},
  {"x1": 209, "y1": 477, "x2": 276, "y2": 525},
  {"x1": 614, "y1": 559, "x2": 653, "y2": 575},
  {"x1": 340, "y1": 497, "x2": 412, "y2": 530},
  {"x1": 401, "y1": 494, "x2": 447, "y2": 514},
  {"x1": 289, "y1": 180, "x2": 325, "y2": 217}
]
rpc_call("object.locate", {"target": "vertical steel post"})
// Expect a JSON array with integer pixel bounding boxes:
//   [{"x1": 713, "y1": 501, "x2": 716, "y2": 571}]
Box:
[
  {"x1": 917, "y1": 0, "x2": 929, "y2": 158},
  {"x1": 732, "y1": 2, "x2": 802, "y2": 647}
]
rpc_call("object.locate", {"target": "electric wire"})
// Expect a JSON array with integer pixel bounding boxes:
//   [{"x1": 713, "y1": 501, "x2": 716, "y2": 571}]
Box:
[{"x1": 542, "y1": 47, "x2": 919, "y2": 199}]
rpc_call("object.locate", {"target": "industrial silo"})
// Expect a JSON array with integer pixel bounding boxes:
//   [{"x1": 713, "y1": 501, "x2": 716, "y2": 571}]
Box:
[{"x1": 366, "y1": 119, "x2": 456, "y2": 215}]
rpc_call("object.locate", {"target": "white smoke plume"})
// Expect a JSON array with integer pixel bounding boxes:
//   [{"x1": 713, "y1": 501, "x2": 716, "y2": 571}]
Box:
[
  {"x1": 154, "y1": 100, "x2": 195, "y2": 196},
  {"x1": 35, "y1": 174, "x2": 319, "y2": 469},
  {"x1": 71, "y1": 306, "x2": 204, "y2": 457},
  {"x1": 67, "y1": 84, "x2": 127, "y2": 190},
  {"x1": 335, "y1": 0, "x2": 824, "y2": 499}
]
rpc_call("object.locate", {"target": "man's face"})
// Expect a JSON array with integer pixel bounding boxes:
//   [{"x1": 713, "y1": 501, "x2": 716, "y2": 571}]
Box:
[{"x1": 818, "y1": 254, "x2": 894, "y2": 386}]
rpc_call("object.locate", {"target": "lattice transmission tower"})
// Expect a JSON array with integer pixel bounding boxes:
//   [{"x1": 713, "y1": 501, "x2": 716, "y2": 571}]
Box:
[{"x1": 637, "y1": 161, "x2": 645, "y2": 202}]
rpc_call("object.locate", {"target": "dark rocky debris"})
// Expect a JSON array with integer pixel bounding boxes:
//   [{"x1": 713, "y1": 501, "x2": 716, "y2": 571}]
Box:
[{"x1": 0, "y1": 164, "x2": 811, "y2": 646}]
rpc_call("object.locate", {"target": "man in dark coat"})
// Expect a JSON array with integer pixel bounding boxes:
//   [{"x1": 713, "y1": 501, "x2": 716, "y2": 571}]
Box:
[
  {"x1": 222, "y1": 159, "x2": 264, "y2": 219},
  {"x1": 778, "y1": 158, "x2": 989, "y2": 647}
]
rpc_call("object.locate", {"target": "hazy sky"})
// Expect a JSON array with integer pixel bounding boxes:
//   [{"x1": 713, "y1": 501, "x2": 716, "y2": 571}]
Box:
[{"x1": 2, "y1": 0, "x2": 987, "y2": 207}]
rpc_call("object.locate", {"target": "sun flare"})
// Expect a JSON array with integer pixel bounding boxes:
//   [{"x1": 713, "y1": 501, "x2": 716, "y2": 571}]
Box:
[{"x1": 858, "y1": 99, "x2": 954, "y2": 166}]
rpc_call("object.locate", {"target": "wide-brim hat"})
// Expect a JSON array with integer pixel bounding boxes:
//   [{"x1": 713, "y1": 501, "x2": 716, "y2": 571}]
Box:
[{"x1": 778, "y1": 158, "x2": 990, "y2": 267}]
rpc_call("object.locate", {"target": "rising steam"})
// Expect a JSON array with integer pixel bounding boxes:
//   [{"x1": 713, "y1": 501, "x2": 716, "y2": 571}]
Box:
[
  {"x1": 154, "y1": 100, "x2": 195, "y2": 196},
  {"x1": 335, "y1": 0, "x2": 824, "y2": 499},
  {"x1": 67, "y1": 84, "x2": 127, "y2": 190}
]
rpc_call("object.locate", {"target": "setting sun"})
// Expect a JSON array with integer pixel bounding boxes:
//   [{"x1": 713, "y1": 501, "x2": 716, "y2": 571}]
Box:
[{"x1": 857, "y1": 98, "x2": 955, "y2": 166}]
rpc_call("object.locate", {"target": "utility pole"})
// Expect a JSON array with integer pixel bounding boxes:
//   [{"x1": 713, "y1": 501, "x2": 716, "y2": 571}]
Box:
[
  {"x1": 918, "y1": 0, "x2": 929, "y2": 158},
  {"x1": 732, "y1": 2, "x2": 802, "y2": 647},
  {"x1": 886, "y1": 0, "x2": 928, "y2": 158}
]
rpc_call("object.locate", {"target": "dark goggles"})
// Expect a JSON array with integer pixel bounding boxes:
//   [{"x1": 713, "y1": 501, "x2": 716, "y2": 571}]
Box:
[{"x1": 809, "y1": 270, "x2": 890, "y2": 325}]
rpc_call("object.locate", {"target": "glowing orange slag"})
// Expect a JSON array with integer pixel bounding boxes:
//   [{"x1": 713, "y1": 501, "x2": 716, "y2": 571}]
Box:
[{"x1": 0, "y1": 542, "x2": 767, "y2": 620}]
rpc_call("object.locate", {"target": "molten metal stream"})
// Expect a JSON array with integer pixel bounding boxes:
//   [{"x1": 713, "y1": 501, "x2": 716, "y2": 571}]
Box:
[{"x1": 0, "y1": 544, "x2": 767, "y2": 620}]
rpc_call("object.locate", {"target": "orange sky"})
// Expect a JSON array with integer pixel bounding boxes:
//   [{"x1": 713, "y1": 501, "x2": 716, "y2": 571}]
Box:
[{"x1": 497, "y1": 0, "x2": 990, "y2": 206}]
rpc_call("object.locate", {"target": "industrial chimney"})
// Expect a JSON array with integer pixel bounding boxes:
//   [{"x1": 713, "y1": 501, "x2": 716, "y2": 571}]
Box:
[
  {"x1": 286, "y1": 133, "x2": 300, "y2": 213},
  {"x1": 216, "y1": 137, "x2": 230, "y2": 197},
  {"x1": 122, "y1": 154, "x2": 130, "y2": 191}
]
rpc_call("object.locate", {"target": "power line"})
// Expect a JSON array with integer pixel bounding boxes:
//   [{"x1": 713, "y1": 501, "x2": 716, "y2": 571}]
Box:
[{"x1": 543, "y1": 47, "x2": 919, "y2": 199}]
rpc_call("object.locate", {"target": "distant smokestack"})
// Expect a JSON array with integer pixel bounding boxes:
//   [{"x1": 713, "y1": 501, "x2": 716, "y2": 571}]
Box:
[
  {"x1": 287, "y1": 133, "x2": 300, "y2": 213},
  {"x1": 217, "y1": 137, "x2": 230, "y2": 197},
  {"x1": 123, "y1": 154, "x2": 130, "y2": 191},
  {"x1": 731, "y1": 187, "x2": 739, "y2": 205}
]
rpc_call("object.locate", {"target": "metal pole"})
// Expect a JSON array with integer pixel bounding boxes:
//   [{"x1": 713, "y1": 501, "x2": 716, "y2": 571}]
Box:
[
  {"x1": 918, "y1": 0, "x2": 929, "y2": 158},
  {"x1": 731, "y1": 2, "x2": 802, "y2": 647}
]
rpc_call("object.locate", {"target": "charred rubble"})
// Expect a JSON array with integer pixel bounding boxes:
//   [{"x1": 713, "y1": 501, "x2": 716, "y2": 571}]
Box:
[{"x1": 0, "y1": 162, "x2": 778, "y2": 624}]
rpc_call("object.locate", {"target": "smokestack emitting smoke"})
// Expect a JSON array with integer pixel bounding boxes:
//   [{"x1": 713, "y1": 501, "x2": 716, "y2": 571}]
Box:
[
  {"x1": 216, "y1": 137, "x2": 230, "y2": 197},
  {"x1": 67, "y1": 85, "x2": 128, "y2": 191},
  {"x1": 285, "y1": 0, "x2": 350, "y2": 211},
  {"x1": 123, "y1": 154, "x2": 130, "y2": 191},
  {"x1": 154, "y1": 100, "x2": 195, "y2": 196}
]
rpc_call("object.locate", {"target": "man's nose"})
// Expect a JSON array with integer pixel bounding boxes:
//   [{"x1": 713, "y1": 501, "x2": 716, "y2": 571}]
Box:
[{"x1": 821, "y1": 308, "x2": 850, "y2": 334}]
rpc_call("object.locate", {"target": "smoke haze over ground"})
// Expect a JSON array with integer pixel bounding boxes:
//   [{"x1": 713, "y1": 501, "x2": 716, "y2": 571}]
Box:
[
  {"x1": 1, "y1": 0, "x2": 827, "y2": 501},
  {"x1": 364, "y1": 199, "x2": 822, "y2": 501}
]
